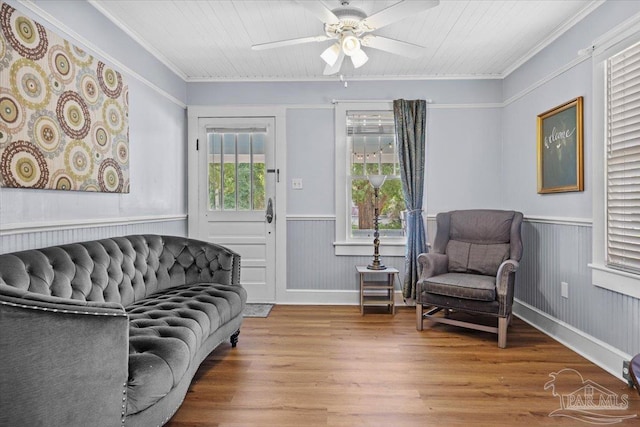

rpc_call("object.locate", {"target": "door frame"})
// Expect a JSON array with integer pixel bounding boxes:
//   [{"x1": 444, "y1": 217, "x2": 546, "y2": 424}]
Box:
[{"x1": 187, "y1": 105, "x2": 287, "y2": 303}]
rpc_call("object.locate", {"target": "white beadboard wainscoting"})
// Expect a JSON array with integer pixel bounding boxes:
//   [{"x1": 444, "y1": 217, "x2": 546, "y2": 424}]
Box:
[
  {"x1": 514, "y1": 218, "x2": 638, "y2": 381},
  {"x1": 286, "y1": 216, "x2": 406, "y2": 305},
  {"x1": 0, "y1": 215, "x2": 187, "y2": 254}
]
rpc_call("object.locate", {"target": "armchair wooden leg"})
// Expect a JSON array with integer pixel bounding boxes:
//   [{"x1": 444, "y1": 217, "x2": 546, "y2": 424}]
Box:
[
  {"x1": 498, "y1": 317, "x2": 508, "y2": 348},
  {"x1": 416, "y1": 303, "x2": 423, "y2": 331}
]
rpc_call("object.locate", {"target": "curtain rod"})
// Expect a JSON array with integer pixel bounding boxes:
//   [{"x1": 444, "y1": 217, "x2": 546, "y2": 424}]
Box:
[{"x1": 331, "y1": 99, "x2": 433, "y2": 104}]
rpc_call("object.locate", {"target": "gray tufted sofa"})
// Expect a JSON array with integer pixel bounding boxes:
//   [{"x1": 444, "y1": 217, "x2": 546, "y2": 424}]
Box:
[{"x1": 0, "y1": 234, "x2": 246, "y2": 427}]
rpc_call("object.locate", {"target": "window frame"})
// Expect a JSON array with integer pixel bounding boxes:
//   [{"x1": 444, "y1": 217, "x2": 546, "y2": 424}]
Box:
[
  {"x1": 591, "y1": 16, "x2": 640, "y2": 300},
  {"x1": 334, "y1": 102, "x2": 406, "y2": 256}
]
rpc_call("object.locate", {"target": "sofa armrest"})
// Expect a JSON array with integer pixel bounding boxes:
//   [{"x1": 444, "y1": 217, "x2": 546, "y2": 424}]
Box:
[
  {"x1": 0, "y1": 287, "x2": 130, "y2": 427},
  {"x1": 163, "y1": 236, "x2": 242, "y2": 287},
  {"x1": 199, "y1": 241, "x2": 241, "y2": 286},
  {"x1": 229, "y1": 249, "x2": 241, "y2": 287}
]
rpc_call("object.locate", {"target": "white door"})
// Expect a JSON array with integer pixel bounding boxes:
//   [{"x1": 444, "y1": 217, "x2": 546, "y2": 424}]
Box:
[{"x1": 195, "y1": 117, "x2": 276, "y2": 302}]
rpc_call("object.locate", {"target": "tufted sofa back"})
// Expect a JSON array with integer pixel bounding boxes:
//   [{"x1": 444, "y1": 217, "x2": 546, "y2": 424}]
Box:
[{"x1": 0, "y1": 235, "x2": 240, "y2": 307}]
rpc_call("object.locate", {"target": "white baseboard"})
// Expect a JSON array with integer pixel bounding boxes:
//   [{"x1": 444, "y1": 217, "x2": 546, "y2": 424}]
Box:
[{"x1": 513, "y1": 299, "x2": 632, "y2": 382}]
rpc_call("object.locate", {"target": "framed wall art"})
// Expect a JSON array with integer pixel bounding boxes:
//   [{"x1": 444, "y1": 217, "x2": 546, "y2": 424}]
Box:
[
  {"x1": 0, "y1": 2, "x2": 129, "y2": 193},
  {"x1": 537, "y1": 96, "x2": 583, "y2": 194}
]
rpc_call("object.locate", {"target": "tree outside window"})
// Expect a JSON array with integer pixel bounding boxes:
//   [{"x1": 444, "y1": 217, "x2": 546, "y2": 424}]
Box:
[{"x1": 348, "y1": 111, "x2": 405, "y2": 239}]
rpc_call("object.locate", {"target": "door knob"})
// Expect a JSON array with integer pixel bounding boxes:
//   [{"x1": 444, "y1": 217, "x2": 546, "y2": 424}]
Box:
[{"x1": 266, "y1": 198, "x2": 274, "y2": 223}]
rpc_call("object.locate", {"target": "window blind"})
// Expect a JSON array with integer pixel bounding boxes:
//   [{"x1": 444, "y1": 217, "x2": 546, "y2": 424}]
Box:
[{"x1": 607, "y1": 40, "x2": 640, "y2": 272}]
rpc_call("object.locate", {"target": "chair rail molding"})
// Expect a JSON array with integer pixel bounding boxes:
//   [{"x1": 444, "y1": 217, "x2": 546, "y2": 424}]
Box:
[{"x1": 0, "y1": 214, "x2": 187, "y2": 235}]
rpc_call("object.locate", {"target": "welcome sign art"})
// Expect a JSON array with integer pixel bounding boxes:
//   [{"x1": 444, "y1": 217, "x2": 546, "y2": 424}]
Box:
[{"x1": 0, "y1": 2, "x2": 129, "y2": 193}]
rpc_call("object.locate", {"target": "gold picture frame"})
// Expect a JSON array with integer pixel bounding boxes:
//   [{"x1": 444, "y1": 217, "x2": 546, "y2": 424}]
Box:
[{"x1": 537, "y1": 97, "x2": 584, "y2": 194}]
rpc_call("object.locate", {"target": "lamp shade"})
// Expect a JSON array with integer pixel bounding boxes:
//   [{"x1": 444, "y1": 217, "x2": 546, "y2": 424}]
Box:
[
  {"x1": 368, "y1": 175, "x2": 387, "y2": 189},
  {"x1": 320, "y1": 42, "x2": 341, "y2": 67},
  {"x1": 350, "y1": 48, "x2": 369, "y2": 68},
  {"x1": 341, "y1": 32, "x2": 361, "y2": 56}
]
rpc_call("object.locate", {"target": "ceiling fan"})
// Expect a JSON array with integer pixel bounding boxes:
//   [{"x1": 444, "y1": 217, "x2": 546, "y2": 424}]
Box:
[{"x1": 251, "y1": 0, "x2": 440, "y2": 75}]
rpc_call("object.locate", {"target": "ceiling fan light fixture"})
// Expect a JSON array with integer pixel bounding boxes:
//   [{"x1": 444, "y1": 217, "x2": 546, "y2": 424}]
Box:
[
  {"x1": 341, "y1": 32, "x2": 361, "y2": 56},
  {"x1": 320, "y1": 42, "x2": 341, "y2": 66},
  {"x1": 350, "y1": 48, "x2": 368, "y2": 68}
]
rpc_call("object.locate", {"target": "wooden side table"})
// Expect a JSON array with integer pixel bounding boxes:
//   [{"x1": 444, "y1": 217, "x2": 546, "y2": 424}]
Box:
[{"x1": 356, "y1": 266, "x2": 399, "y2": 315}]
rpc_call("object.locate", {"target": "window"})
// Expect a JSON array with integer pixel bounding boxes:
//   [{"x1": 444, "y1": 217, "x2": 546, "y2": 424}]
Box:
[
  {"x1": 591, "y1": 21, "x2": 640, "y2": 300},
  {"x1": 334, "y1": 102, "x2": 406, "y2": 256},
  {"x1": 606, "y1": 40, "x2": 640, "y2": 272},
  {"x1": 348, "y1": 111, "x2": 406, "y2": 239}
]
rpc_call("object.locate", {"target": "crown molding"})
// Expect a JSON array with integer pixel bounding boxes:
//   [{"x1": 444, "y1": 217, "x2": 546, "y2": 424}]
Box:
[
  {"x1": 500, "y1": 0, "x2": 606, "y2": 78},
  {"x1": 15, "y1": 0, "x2": 187, "y2": 108},
  {"x1": 87, "y1": 0, "x2": 189, "y2": 82}
]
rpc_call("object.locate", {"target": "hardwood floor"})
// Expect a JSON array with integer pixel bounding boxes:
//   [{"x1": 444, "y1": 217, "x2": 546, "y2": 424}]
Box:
[{"x1": 166, "y1": 305, "x2": 639, "y2": 426}]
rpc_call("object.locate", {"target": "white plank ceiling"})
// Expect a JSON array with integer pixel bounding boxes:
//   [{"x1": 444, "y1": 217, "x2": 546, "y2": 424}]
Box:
[{"x1": 89, "y1": 0, "x2": 602, "y2": 81}]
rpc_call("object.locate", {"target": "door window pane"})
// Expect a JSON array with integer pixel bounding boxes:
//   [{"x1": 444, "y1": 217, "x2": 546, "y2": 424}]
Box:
[
  {"x1": 208, "y1": 134, "x2": 222, "y2": 210},
  {"x1": 223, "y1": 134, "x2": 237, "y2": 209},
  {"x1": 207, "y1": 129, "x2": 267, "y2": 211},
  {"x1": 252, "y1": 134, "x2": 266, "y2": 210},
  {"x1": 237, "y1": 134, "x2": 251, "y2": 210}
]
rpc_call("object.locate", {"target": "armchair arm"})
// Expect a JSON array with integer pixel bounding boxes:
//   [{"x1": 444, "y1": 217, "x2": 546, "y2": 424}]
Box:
[
  {"x1": 0, "y1": 287, "x2": 129, "y2": 427},
  {"x1": 496, "y1": 259, "x2": 519, "y2": 296},
  {"x1": 417, "y1": 252, "x2": 448, "y2": 281},
  {"x1": 495, "y1": 259, "x2": 519, "y2": 318}
]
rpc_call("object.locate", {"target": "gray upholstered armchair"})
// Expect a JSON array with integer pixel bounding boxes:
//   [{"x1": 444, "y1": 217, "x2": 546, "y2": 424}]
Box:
[{"x1": 415, "y1": 209, "x2": 523, "y2": 348}]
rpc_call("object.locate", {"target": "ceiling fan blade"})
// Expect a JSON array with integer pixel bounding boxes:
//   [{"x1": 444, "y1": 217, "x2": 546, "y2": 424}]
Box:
[
  {"x1": 361, "y1": 0, "x2": 439, "y2": 31},
  {"x1": 252, "y1": 35, "x2": 331, "y2": 50},
  {"x1": 323, "y1": 51, "x2": 345, "y2": 75},
  {"x1": 361, "y1": 35, "x2": 425, "y2": 58},
  {"x1": 296, "y1": 0, "x2": 341, "y2": 25}
]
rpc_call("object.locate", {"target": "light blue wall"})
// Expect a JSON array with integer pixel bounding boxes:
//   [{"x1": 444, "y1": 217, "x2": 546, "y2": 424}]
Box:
[
  {"x1": 427, "y1": 107, "x2": 503, "y2": 212},
  {"x1": 0, "y1": 0, "x2": 189, "y2": 251},
  {"x1": 502, "y1": 59, "x2": 591, "y2": 218},
  {"x1": 286, "y1": 108, "x2": 335, "y2": 216},
  {"x1": 503, "y1": 0, "x2": 640, "y2": 366},
  {"x1": 500, "y1": 0, "x2": 640, "y2": 219},
  {"x1": 188, "y1": 79, "x2": 504, "y2": 216},
  {"x1": 285, "y1": 106, "x2": 504, "y2": 216}
]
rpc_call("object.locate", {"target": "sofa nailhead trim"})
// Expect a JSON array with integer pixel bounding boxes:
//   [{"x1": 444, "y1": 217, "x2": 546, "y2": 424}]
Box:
[
  {"x1": 3, "y1": 300, "x2": 129, "y2": 426},
  {"x1": 0, "y1": 300, "x2": 127, "y2": 317}
]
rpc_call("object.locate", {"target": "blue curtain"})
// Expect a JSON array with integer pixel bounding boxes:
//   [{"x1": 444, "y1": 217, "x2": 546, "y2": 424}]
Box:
[{"x1": 394, "y1": 99, "x2": 427, "y2": 300}]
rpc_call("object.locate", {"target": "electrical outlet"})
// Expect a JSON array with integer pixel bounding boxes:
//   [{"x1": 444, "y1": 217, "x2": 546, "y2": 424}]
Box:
[
  {"x1": 561, "y1": 281, "x2": 569, "y2": 299},
  {"x1": 292, "y1": 178, "x2": 303, "y2": 190}
]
